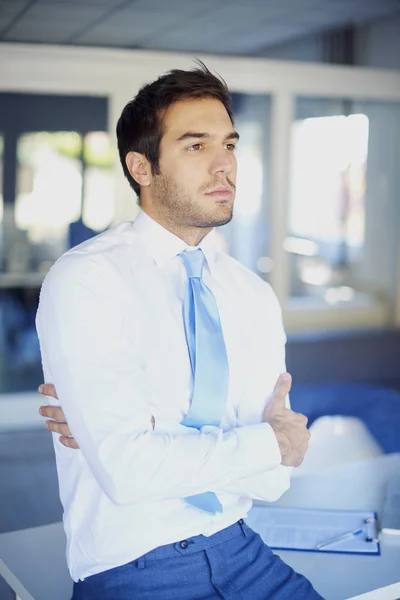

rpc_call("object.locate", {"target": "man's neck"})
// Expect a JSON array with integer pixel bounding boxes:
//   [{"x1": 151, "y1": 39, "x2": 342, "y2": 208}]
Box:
[{"x1": 141, "y1": 207, "x2": 212, "y2": 247}]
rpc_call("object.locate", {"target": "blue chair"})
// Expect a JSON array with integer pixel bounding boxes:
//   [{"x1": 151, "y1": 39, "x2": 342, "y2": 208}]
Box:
[{"x1": 290, "y1": 383, "x2": 400, "y2": 454}]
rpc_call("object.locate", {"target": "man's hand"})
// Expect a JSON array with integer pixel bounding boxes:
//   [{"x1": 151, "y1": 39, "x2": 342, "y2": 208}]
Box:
[
  {"x1": 38, "y1": 384, "x2": 80, "y2": 449},
  {"x1": 262, "y1": 373, "x2": 310, "y2": 467},
  {"x1": 38, "y1": 383, "x2": 156, "y2": 450}
]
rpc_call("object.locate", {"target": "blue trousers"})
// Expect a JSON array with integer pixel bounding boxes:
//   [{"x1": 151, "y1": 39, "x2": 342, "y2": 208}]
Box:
[{"x1": 72, "y1": 520, "x2": 324, "y2": 599}]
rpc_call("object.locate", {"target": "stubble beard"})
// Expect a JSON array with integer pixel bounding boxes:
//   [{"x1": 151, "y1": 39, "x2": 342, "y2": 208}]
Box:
[{"x1": 151, "y1": 172, "x2": 234, "y2": 229}]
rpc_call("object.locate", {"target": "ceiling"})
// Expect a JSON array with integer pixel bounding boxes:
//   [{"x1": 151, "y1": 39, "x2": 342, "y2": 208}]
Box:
[{"x1": 0, "y1": 0, "x2": 400, "y2": 57}]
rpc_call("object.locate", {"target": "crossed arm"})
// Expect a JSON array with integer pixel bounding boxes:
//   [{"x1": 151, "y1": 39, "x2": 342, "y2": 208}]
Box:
[
  {"x1": 39, "y1": 386, "x2": 154, "y2": 449},
  {"x1": 36, "y1": 258, "x2": 309, "y2": 505},
  {"x1": 38, "y1": 373, "x2": 310, "y2": 504}
]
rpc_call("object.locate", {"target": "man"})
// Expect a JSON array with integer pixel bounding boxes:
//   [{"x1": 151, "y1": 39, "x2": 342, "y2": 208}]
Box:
[{"x1": 37, "y1": 62, "x2": 318, "y2": 599}]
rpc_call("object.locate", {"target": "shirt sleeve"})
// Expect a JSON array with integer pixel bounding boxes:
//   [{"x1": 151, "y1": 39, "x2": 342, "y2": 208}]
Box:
[
  {"x1": 36, "y1": 254, "x2": 283, "y2": 507},
  {"x1": 216, "y1": 424, "x2": 291, "y2": 501},
  {"x1": 215, "y1": 283, "x2": 292, "y2": 502},
  {"x1": 217, "y1": 465, "x2": 292, "y2": 502},
  {"x1": 218, "y1": 393, "x2": 291, "y2": 502}
]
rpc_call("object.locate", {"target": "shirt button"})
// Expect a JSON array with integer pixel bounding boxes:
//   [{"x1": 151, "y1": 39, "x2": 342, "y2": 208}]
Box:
[
  {"x1": 238, "y1": 519, "x2": 244, "y2": 525},
  {"x1": 179, "y1": 540, "x2": 189, "y2": 549}
]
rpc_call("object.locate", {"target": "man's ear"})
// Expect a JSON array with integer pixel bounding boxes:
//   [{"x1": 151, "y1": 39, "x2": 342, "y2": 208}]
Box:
[{"x1": 125, "y1": 152, "x2": 152, "y2": 188}]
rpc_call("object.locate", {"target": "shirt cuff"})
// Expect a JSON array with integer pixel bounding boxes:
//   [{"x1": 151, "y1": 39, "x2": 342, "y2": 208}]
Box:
[{"x1": 234, "y1": 422, "x2": 282, "y2": 472}]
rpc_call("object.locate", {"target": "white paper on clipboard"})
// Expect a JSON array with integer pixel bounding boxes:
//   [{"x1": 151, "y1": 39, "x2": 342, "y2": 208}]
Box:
[{"x1": 245, "y1": 505, "x2": 379, "y2": 554}]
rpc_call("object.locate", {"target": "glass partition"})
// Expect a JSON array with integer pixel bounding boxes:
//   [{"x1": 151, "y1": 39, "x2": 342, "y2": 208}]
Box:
[
  {"x1": 217, "y1": 93, "x2": 272, "y2": 280},
  {"x1": 10, "y1": 130, "x2": 116, "y2": 277},
  {"x1": 287, "y1": 98, "x2": 400, "y2": 312},
  {"x1": 82, "y1": 131, "x2": 115, "y2": 232},
  {"x1": 0, "y1": 135, "x2": 3, "y2": 272},
  {"x1": 0, "y1": 92, "x2": 111, "y2": 393}
]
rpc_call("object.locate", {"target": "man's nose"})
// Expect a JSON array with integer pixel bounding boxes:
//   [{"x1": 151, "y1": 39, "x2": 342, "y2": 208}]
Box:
[{"x1": 209, "y1": 148, "x2": 235, "y2": 176}]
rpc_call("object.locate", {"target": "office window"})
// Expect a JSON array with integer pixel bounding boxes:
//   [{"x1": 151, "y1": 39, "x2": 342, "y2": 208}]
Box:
[
  {"x1": 217, "y1": 93, "x2": 271, "y2": 279},
  {"x1": 0, "y1": 135, "x2": 3, "y2": 215},
  {"x1": 15, "y1": 131, "x2": 82, "y2": 273},
  {"x1": 12, "y1": 130, "x2": 115, "y2": 276},
  {"x1": 0, "y1": 134, "x2": 3, "y2": 267},
  {"x1": 286, "y1": 98, "x2": 400, "y2": 313},
  {"x1": 82, "y1": 132, "x2": 115, "y2": 232},
  {"x1": 0, "y1": 93, "x2": 109, "y2": 393}
]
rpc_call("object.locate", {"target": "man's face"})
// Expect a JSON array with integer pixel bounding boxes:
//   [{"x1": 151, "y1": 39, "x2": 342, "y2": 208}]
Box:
[{"x1": 149, "y1": 97, "x2": 238, "y2": 229}]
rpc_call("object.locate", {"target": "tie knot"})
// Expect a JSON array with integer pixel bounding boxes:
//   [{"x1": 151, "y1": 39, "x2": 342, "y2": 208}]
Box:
[{"x1": 181, "y1": 248, "x2": 205, "y2": 279}]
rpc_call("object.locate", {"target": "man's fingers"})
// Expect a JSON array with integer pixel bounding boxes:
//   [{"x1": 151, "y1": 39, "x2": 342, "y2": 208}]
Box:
[
  {"x1": 298, "y1": 441, "x2": 310, "y2": 465},
  {"x1": 270, "y1": 373, "x2": 292, "y2": 407},
  {"x1": 46, "y1": 420, "x2": 72, "y2": 437},
  {"x1": 262, "y1": 373, "x2": 293, "y2": 423},
  {"x1": 59, "y1": 436, "x2": 80, "y2": 450},
  {"x1": 38, "y1": 383, "x2": 58, "y2": 400},
  {"x1": 39, "y1": 385, "x2": 78, "y2": 449},
  {"x1": 274, "y1": 372, "x2": 292, "y2": 393},
  {"x1": 39, "y1": 405, "x2": 66, "y2": 421},
  {"x1": 295, "y1": 413, "x2": 308, "y2": 427}
]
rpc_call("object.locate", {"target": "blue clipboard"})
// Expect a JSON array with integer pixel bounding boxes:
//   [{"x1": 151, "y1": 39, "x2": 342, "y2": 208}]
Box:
[{"x1": 245, "y1": 505, "x2": 380, "y2": 555}]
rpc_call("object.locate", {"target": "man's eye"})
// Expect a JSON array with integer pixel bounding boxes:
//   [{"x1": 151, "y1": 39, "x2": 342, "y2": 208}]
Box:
[
  {"x1": 188, "y1": 143, "x2": 203, "y2": 151},
  {"x1": 226, "y1": 144, "x2": 237, "y2": 151}
]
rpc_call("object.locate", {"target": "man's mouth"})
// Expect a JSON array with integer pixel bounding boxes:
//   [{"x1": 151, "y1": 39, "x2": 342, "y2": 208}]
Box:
[{"x1": 204, "y1": 186, "x2": 233, "y2": 198}]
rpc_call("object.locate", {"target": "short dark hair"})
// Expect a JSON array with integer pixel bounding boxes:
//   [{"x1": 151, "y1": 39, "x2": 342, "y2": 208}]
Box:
[{"x1": 116, "y1": 61, "x2": 234, "y2": 198}]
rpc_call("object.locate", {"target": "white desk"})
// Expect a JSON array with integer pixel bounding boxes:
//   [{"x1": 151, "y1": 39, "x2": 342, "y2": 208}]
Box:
[
  {"x1": 1, "y1": 454, "x2": 400, "y2": 600},
  {"x1": 276, "y1": 536, "x2": 400, "y2": 600},
  {"x1": 0, "y1": 523, "x2": 72, "y2": 600},
  {"x1": 0, "y1": 521, "x2": 399, "y2": 600}
]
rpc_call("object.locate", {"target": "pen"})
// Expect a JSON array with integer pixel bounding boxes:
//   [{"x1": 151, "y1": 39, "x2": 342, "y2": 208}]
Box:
[{"x1": 315, "y1": 528, "x2": 363, "y2": 550}]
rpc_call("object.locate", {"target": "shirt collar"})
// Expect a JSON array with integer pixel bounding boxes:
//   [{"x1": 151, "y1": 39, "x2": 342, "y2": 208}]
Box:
[{"x1": 132, "y1": 209, "x2": 217, "y2": 270}]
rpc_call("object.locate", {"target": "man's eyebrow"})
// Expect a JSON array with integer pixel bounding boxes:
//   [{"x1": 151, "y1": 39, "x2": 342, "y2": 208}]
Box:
[
  {"x1": 176, "y1": 131, "x2": 240, "y2": 142},
  {"x1": 176, "y1": 132, "x2": 209, "y2": 142},
  {"x1": 226, "y1": 131, "x2": 240, "y2": 141}
]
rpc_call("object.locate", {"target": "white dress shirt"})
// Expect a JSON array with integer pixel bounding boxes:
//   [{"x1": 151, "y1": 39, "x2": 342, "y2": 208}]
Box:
[{"x1": 36, "y1": 209, "x2": 291, "y2": 582}]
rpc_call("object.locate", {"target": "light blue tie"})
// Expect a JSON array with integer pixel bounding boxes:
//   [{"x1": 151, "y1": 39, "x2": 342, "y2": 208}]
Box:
[{"x1": 180, "y1": 248, "x2": 229, "y2": 514}]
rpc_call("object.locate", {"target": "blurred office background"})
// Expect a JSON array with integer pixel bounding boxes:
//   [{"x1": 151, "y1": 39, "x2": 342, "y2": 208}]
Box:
[{"x1": 1, "y1": 0, "x2": 400, "y2": 595}]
